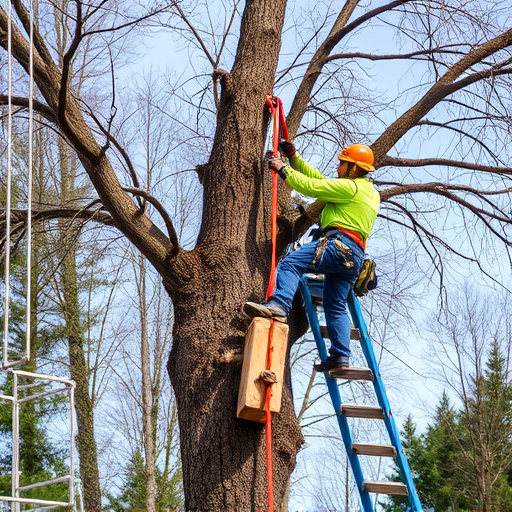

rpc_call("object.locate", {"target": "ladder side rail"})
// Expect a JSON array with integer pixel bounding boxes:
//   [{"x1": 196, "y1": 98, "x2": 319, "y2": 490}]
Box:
[
  {"x1": 347, "y1": 292, "x2": 423, "y2": 512},
  {"x1": 299, "y1": 277, "x2": 375, "y2": 512}
]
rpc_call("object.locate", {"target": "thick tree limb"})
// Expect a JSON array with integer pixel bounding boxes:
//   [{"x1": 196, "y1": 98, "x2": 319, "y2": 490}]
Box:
[
  {"x1": 11, "y1": 0, "x2": 54, "y2": 67},
  {"x1": 0, "y1": 4, "x2": 177, "y2": 277},
  {"x1": 57, "y1": 0, "x2": 95, "y2": 160}
]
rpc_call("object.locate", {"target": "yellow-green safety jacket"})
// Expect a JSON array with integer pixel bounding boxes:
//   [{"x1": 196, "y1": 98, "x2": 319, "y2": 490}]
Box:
[{"x1": 285, "y1": 154, "x2": 380, "y2": 240}]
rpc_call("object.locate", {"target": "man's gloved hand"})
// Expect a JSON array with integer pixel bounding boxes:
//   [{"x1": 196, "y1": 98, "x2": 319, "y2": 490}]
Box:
[
  {"x1": 278, "y1": 141, "x2": 296, "y2": 158},
  {"x1": 268, "y1": 156, "x2": 288, "y2": 180}
]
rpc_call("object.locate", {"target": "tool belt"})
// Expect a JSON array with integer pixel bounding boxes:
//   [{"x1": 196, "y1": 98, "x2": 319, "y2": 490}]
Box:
[
  {"x1": 324, "y1": 226, "x2": 366, "y2": 250},
  {"x1": 311, "y1": 231, "x2": 358, "y2": 268}
]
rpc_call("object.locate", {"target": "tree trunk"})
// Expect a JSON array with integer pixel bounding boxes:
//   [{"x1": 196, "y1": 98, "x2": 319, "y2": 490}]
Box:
[
  {"x1": 165, "y1": 2, "x2": 306, "y2": 509},
  {"x1": 60, "y1": 244, "x2": 102, "y2": 512},
  {"x1": 167, "y1": 260, "x2": 303, "y2": 511},
  {"x1": 58, "y1": 143, "x2": 102, "y2": 512},
  {"x1": 2, "y1": 1, "x2": 304, "y2": 509},
  {"x1": 137, "y1": 255, "x2": 158, "y2": 512}
]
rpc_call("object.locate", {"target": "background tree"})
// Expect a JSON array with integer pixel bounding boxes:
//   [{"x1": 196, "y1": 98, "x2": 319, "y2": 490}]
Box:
[
  {"x1": 1, "y1": 1, "x2": 512, "y2": 511},
  {"x1": 385, "y1": 288, "x2": 512, "y2": 511}
]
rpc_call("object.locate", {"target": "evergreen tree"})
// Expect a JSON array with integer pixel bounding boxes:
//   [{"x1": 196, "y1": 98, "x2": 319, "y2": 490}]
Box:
[
  {"x1": 423, "y1": 392, "x2": 470, "y2": 511},
  {"x1": 381, "y1": 415, "x2": 425, "y2": 512},
  {"x1": 381, "y1": 395, "x2": 470, "y2": 512},
  {"x1": 460, "y1": 339, "x2": 512, "y2": 510},
  {"x1": 106, "y1": 451, "x2": 182, "y2": 512}
]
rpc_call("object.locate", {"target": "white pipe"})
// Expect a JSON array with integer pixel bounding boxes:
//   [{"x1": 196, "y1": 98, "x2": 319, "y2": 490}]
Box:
[
  {"x1": 18, "y1": 475, "x2": 71, "y2": 492},
  {"x1": 3, "y1": 0, "x2": 13, "y2": 370},
  {"x1": 25, "y1": 0, "x2": 36, "y2": 364},
  {"x1": 12, "y1": 373, "x2": 20, "y2": 512},
  {"x1": 0, "y1": 497, "x2": 69, "y2": 507},
  {"x1": 13, "y1": 369, "x2": 75, "y2": 387},
  {"x1": 18, "y1": 386, "x2": 69, "y2": 403},
  {"x1": 69, "y1": 386, "x2": 76, "y2": 507}
]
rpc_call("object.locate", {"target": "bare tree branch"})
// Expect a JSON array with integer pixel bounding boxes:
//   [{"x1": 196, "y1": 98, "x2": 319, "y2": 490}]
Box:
[
  {"x1": 378, "y1": 181, "x2": 512, "y2": 202},
  {"x1": 0, "y1": 94, "x2": 57, "y2": 123},
  {"x1": 323, "y1": 46, "x2": 466, "y2": 64},
  {"x1": 286, "y1": 0, "x2": 414, "y2": 136},
  {"x1": 174, "y1": 3, "x2": 216, "y2": 69},
  {"x1": 372, "y1": 28, "x2": 512, "y2": 162},
  {"x1": 122, "y1": 187, "x2": 180, "y2": 256},
  {"x1": 378, "y1": 155, "x2": 512, "y2": 175}
]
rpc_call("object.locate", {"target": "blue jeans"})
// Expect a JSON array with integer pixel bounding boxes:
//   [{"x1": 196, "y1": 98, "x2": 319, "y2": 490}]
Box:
[{"x1": 271, "y1": 232, "x2": 364, "y2": 359}]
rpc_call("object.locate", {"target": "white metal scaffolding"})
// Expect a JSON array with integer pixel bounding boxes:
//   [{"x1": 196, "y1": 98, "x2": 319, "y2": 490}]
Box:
[{"x1": 0, "y1": 371, "x2": 80, "y2": 511}]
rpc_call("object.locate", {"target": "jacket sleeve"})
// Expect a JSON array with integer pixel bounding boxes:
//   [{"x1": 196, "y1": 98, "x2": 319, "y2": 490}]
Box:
[
  {"x1": 288, "y1": 154, "x2": 325, "y2": 180},
  {"x1": 286, "y1": 171, "x2": 358, "y2": 202}
]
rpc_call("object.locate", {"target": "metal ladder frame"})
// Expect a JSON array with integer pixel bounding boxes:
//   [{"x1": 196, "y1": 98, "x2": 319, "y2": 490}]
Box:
[
  {"x1": 299, "y1": 274, "x2": 423, "y2": 512},
  {"x1": 0, "y1": 370, "x2": 80, "y2": 512}
]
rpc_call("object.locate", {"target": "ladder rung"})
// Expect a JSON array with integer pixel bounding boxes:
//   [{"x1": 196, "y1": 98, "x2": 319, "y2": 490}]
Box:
[
  {"x1": 363, "y1": 481, "x2": 409, "y2": 495},
  {"x1": 352, "y1": 443, "x2": 395, "y2": 457},
  {"x1": 342, "y1": 404, "x2": 385, "y2": 419},
  {"x1": 327, "y1": 366, "x2": 374, "y2": 381},
  {"x1": 319, "y1": 325, "x2": 361, "y2": 340}
]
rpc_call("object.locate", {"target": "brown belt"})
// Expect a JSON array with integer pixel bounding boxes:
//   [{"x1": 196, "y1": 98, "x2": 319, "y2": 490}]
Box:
[{"x1": 328, "y1": 226, "x2": 366, "y2": 251}]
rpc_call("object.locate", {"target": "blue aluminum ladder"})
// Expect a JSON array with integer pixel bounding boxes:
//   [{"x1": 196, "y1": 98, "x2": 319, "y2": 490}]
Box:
[{"x1": 299, "y1": 273, "x2": 423, "y2": 512}]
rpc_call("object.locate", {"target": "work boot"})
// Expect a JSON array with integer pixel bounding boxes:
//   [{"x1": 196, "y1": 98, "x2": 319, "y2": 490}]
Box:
[
  {"x1": 242, "y1": 301, "x2": 287, "y2": 322},
  {"x1": 314, "y1": 356, "x2": 349, "y2": 372}
]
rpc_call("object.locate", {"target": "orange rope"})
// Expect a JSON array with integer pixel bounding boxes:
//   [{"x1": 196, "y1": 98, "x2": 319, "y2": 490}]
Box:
[{"x1": 263, "y1": 96, "x2": 289, "y2": 512}]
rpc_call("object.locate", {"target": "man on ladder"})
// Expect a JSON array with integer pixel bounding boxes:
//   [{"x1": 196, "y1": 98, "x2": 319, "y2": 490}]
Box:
[{"x1": 243, "y1": 142, "x2": 380, "y2": 370}]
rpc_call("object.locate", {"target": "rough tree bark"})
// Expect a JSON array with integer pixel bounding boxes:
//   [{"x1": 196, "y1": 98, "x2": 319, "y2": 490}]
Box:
[{"x1": 164, "y1": 4, "x2": 306, "y2": 509}]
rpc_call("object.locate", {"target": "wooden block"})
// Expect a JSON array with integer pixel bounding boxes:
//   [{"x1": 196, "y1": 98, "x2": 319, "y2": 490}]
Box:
[{"x1": 237, "y1": 318, "x2": 289, "y2": 423}]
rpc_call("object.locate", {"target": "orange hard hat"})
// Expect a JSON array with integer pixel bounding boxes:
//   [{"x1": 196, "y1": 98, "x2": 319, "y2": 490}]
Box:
[{"x1": 338, "y1": 144, "x2": 375, "y2": 172}]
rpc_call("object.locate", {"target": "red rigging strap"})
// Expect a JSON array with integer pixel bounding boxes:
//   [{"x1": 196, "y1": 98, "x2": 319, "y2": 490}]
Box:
[
  {"x1": 263, "y1": 96, "x2": 289, "y2": 512},
  {"x1": 265, "y1": 96, "x2": 289, "y2": 300}
]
